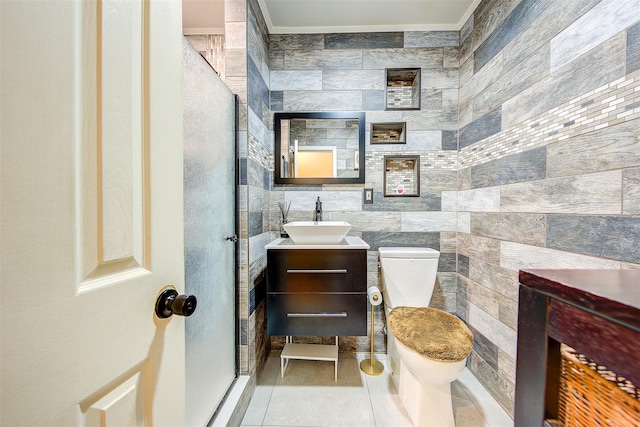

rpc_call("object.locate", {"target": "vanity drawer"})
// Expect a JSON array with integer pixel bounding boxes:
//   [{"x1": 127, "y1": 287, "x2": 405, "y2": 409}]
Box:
[
  {"x1": 267, "y1": 249, "x2": 366, "y2": 293},
  {"x1": 267, "y1": 293, "x2": 367, "y2": 336}
]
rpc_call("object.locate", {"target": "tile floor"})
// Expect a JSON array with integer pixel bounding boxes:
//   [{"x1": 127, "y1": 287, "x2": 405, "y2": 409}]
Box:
[{"x1": 241, "y1": 352, "x2": 514, "y2": 427}]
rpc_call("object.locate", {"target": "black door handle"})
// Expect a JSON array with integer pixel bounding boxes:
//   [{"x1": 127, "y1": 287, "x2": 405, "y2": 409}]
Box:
[{"x1": 155, "y1": 288, "x2": 197, "y2": 318}]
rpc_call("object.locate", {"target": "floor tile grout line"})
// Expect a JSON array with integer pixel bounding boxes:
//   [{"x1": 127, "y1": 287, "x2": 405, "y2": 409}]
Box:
[
  {"x1": 361, "y1": 361, "x2": 380, "y2": 427},
  {"x1": 255, "y1": 356, "x2": 280, "y2": 427}
]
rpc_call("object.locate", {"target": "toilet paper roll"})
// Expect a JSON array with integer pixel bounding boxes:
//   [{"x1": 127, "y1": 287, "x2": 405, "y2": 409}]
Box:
[{"x1": 367, "y1": 286, "x2": 383, "y2": 306}]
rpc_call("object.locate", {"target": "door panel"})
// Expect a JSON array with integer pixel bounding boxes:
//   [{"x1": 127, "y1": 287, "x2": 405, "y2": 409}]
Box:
[
  {"x1": 80, "y1": 0, "x2": 146, "y2": 284},
  {"x1": 1, "y1": 0, "x2": 186, "y2": 425}
]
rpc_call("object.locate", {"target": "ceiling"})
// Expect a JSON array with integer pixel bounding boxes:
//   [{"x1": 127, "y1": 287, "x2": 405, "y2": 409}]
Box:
[{"x1": 183, "y1": 0, "x2": 480, "y2": 35}]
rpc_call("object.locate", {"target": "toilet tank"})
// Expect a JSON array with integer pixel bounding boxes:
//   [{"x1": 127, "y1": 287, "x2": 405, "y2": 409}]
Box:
[{"x1": 378, "y1": 247, "x2": 440, "y2": 309}]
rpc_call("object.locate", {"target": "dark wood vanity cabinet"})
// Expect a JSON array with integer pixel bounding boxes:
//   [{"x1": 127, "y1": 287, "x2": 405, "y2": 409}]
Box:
[{"x1": 267, "y1": 249, "x2": 368, "y2": 337}]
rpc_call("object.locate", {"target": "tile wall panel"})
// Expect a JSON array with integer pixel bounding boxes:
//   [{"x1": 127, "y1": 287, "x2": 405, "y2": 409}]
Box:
[
  {"x1": 546, "y1": 119, "x2": 640, "y2": 178},
  {"x1": 458, "y1": 254, "x2": 470, "y2": 277},
  {"x1": 361, "y1": 191, "x2": 442, "y2": 212},
  {"x1": 471, "y1": 46, "x2": 549, "y2": 120},
  {"x1": 628, "y1": 22, "x2": 640, "y2": 74},
  {"x1": 226, "y1": 0, "x2": 251, "y2": 378},
  {"x1": 459, "y1": 70, "x2": 640, "y2": 169},
  {"x1": 468, "y1": 258, "x2": 519, "y2": 300},
  {"x1": 460, "y1": 3, "x2": 639, "y2": 413},
  {"x1": 500, "y1": 241, "x2": 622, "y2": 271},
  {"x1": 362, "y1": 90, "x2": 385, "y2": 110},
  {"x1": 457, "y1": 212, "x2": 471, "y2": 234},
  {"x1": 546, "y1": 215, "x2": 640, "y2": 264},
  {"x1": 467, "y1": 303, "x2": 517, "y2": 359},
  {"x1": 470, "y1": 212, "x2": 546, "y2": 247},
  {"x1": 404, "y1": 130, "x2": 442, "y2": 149},
  {"x1": 500, "y1": 170, "x2": 622, "y2": 214},
  {"x1": 550, "y1": 0, "x2": 640, "y2": 73},
  {"x1": 421, "y1": 68, "x2": 459, "y2": 89},
  {"x1": 282, "y1": 90, "x2": 362, "y2": 111},
  {"x1": 401, "y1": 212, "x2": 457, "y2": 232},
  {"x1": 460, "y1": 0, "x2": 519, "y2": 65},
  {"x1": 325, "y1": 32, "x2": 404, "y2": 49},
  {"x1": 421, "y1": 169, "x2": 458, "y2": 191},
  {"x1": 473, "y1": 0, "x2": 549, "y2": 73},
  {"x1": 465, "y1": 277, "x2": 500, "y2": 319},
  {"x1": 459, "y1": 106, "x2": 502, "y2": 148},
  {"x1": 270, "y1": 34, "x2": 324, "y2": 51},
  {"x1": 498, "y1": 349, "x2": 517, "y2": 382},
  {"x1": 322, "y1": 69, "x2": 385, "y2": 90},
  {"x1": 457, "y1": 234, "x2": 501, "y2": 265},
  {"x1": 501, "y1": 34, "x2": 627, "y2": 129},
  {"x1": 405, "y1": 31, "x2": 459, "y2": 47},
  {"x1": 362, "y1": 232, "x2": 440, "y2": 251},
  {"x1": 270, "y1": 70, "x2": 322, "y2": 91},
  {"x1": 442, "y1": 130, "x2": 458, "y2": 150},
  {"x1": 469, "y1": 325, "x2": 500, "y2": 371},
  {"x1": 245, "y1": 0, "x2": 272, "y2": 378},
  {"x1": 469, "y1": 352, "x2": 515, "y2": 415},
  {"x1": 362, "y1": 48, "x2": 443, "y2": 69},
  {"x1": 470, "y1": 146, "x2": 546, "y2": 188},
  {"x1": 623, "y1": 168, "x2": 640, "y2": 215},
  {"x1": 456, "y1": 186, "x2": 501, "y2": 212},
  {"x1": 441, "y1": 232, "x2": 458, "y2": 253}
]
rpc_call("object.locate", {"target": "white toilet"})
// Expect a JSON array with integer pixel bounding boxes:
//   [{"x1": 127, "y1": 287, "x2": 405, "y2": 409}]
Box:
[{"x1": 378, "y1": 247, "x2": 473, "y2": 427}]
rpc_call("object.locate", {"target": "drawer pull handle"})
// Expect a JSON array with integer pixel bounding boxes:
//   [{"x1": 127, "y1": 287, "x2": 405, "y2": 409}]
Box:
[
  {"x1": 287, "y1": 312, "x2": 348, "y2": 318},
  {"x1": 286, "y1": 269, "x2": 347, "y2": 274}
]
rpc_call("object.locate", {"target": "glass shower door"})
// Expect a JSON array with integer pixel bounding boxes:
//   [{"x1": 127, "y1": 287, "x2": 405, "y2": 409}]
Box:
[{"x1": 182, "y1": 38, "x2": 237, "y2": 427}]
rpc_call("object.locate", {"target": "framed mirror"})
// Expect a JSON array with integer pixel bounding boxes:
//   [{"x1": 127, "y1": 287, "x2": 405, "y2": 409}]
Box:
[{"x1": 274, "y1": 112, "x2": 366, "y2": 185}]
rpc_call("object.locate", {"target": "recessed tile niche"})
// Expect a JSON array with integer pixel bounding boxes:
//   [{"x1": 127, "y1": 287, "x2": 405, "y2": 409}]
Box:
[
  {"x1": 371, "y1": 122, "x2": 406, "y2": 144},
  {"x1": 385, "y1": 68, "x2": 421, "y2": 110},
  {"x1": 383, "y1": 155, "x2": 420, "y2": 197}
]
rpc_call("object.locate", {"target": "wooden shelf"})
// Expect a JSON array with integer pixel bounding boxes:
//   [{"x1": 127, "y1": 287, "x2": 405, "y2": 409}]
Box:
[
  {"x1": 385, "y1": 68, "x2": 421, "y2": 110},
  {"x1": 371, "y1": 122, "x2": 406, "y2": 144}
]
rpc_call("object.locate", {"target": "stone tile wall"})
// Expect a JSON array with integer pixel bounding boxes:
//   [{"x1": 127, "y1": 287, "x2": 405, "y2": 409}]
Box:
[
  {"x1": 184, "y1": 34, "x2": 225, "y2": 78},
  {"x1": 241, "y1": 0, "x2": 640, "y2": 417},
  {"x1": 266, "y1": 30, "x2": 461, "y2": 353},
  {"x1": 458, "y1": 0, "x2": 640, "y2": 416},
  {"x1": 224, "y1": 0, "x2": 250, "y2": 375},
  {"x1": 245, "y1": 0, "x2": 272, "y2": 378}
]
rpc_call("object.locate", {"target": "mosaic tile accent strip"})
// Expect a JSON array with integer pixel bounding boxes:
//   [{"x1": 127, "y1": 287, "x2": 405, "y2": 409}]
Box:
[
  {"x1": 249, "y1": 135, "x2": 271, "y2": 171},
  {"x1": 367, "y1": 151, "x2": 457, "y2": 171},
  {"x1": 386, "y1": 86, "x2": 413, "y2": 108},
  {"x1": 460, "y1": 69, "x2": 640, "y2": 168}
]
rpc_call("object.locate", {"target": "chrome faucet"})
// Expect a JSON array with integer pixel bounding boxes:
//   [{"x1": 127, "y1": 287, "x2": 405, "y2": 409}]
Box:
[{"x1": 313, "y1": 197, "x2": 322, "y2": 221}]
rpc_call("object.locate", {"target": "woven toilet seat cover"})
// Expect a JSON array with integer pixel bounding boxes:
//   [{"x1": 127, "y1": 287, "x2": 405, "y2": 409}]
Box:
[{"x1": 388, "y1": 306, "x2": 473, "y2": 362}]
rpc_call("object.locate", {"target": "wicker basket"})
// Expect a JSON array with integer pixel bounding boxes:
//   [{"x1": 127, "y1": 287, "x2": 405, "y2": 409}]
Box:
[{"x1": 558, "y1": 345, "x2": 640, "y2": 426}]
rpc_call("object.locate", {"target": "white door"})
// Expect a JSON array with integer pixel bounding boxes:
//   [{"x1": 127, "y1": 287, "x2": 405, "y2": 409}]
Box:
[
  {"x1": 1, "y1": 1, "x2": 187, "y2": 426},
  {"x1": 182, "y1": 41, "x2": 237, "y2": 426}
]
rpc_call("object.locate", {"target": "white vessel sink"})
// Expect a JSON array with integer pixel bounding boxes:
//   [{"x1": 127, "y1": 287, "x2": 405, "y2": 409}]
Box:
[{"x1": 283, "y1": 221, "x2": 352, "y2": 245}]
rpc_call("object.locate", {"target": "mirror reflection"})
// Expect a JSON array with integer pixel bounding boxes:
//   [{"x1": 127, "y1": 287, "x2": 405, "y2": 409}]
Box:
[{"x1": 274, "y1": 112, "x2": 365, "y2": 184}]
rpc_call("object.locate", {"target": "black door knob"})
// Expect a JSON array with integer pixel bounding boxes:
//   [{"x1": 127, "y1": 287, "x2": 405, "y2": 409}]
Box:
[{"x1": 155, "y1": 289, "x2": 197, "y2": 318}]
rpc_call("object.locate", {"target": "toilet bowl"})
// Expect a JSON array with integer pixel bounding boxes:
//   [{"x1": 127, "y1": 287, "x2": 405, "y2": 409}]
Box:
[{"x1": 378, "y1": 247, "x2": 473, "y2": 427}]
